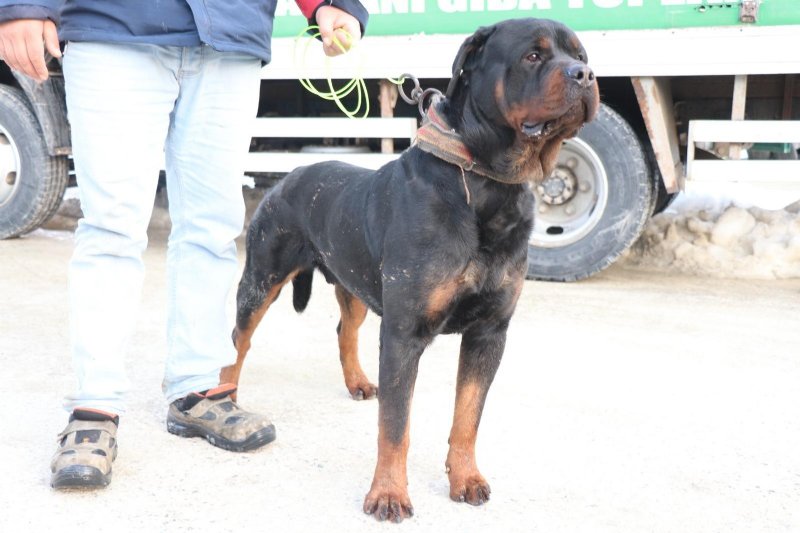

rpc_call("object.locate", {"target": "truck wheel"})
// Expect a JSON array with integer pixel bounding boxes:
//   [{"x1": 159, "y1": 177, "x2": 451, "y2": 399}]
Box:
[
  {"x1": 652, "y1": 174, "x2": 678, "y2": 215},
  {"x1": 526, "y1": 104, "x2": 653, "y2": 281},
  {"x1": 0, "y1": 85, "x2": 69, "y2": 239}
]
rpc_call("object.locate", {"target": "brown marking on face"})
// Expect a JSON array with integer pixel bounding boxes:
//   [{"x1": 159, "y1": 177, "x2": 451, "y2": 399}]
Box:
[
  {"x1": 497, "y1": 48, "x2": 590, "y2": 137},
  {"x1": 497, "y1": 74, "x2": 564, "y2": 129},
  {"x1": 491, "y1": 28, "x2": 600, "y2": 183},
  {"x1": 495, "y1": 76, "x2": 560, "y2": 182},
  {"x1": 539, "y1": 136, "x2": 567, "y2": 178},
  {"x1": 335, "y1": 285, "x2": 377, "y2": 400},
  {"x1": 494, "y1": 78, "x2": 507, "y2": 116},
  {"x1": 501, "y1": 64, "x2": 597, "y2": 182},
  {"x1": 506, "y1": 142, "x2": 543, "y2": 182},
  {"x1": 500, "y1": 133, "x2": 573, "y2": 183},
  {"x1": 220, "y1": 268, "x2": 302, "y2": 397},
  {"x1": 536, "y1": 36, "x2": 552, "y2": 52},
  {"x1": 513, "y1": 68, "x2": 570, "y2": 126},
  {"x1": 584, "y1": 80, "x2": 601, "y2": 122}
]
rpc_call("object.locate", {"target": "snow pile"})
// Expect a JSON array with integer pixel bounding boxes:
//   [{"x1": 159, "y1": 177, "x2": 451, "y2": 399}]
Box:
[{"x1": 622, "y1": 201, "x2": 800, "y2": 279}]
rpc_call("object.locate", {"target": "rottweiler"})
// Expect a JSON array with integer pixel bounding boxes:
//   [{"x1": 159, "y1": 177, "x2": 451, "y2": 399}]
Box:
[{"x1": 222, "y1": 18, "x2": 599, "y2": 522}]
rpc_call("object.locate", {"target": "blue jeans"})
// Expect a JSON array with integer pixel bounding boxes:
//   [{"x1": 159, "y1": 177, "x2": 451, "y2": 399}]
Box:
[{"x1": 62, "y1": 42, "x2": 261, "y2": 414}]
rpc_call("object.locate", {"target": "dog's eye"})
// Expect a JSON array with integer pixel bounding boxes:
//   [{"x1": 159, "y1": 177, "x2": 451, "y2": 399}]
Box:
[
  {"x1": 577, "y1": 53, "x2": 586, "y2": 62},
  {"x1": 525, "y1": 52, "x2": 541, "y2": 64}
]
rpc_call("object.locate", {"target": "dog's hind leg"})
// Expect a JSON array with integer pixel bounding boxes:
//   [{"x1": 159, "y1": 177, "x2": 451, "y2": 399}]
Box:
[
  {"x1": 334, "y1": 285, "x2": 377, "y2": 400},
  {"x1": 221, "y1": 257, "x2": 303, "y2": 399}
]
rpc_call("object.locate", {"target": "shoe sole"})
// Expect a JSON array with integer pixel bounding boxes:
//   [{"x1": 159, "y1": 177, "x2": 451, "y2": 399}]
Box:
[
  {"x1": 51, "y1": 465, "x2": 111, "y2": 490},
  {"x1": 167, "y1": 420, "x2": 276, "y2": 452}
]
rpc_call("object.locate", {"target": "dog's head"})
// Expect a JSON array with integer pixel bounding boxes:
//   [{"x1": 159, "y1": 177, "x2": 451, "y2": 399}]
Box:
[{"x1": 445, "y1": 18, "x2": 600, "y2": 183}]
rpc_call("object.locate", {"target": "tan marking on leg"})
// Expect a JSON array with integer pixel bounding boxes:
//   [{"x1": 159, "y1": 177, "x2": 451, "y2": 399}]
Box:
[
  {"x1": 446, "y1": 380, "x2": 491, "y2": 505},
  {"x1": 220, "y1": 269, "x2": 301, "y2": 400},
  {"x1": 335, "y1": 285, "x2": 377, "y2": 400},
  {"x1": 363, "y1": 419, "x2": 414, "y2": 522}
]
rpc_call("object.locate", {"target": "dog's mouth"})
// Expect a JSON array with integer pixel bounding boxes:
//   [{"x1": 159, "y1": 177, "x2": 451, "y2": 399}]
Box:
[
  {"x1": 520, "y1": 100, "x2": 592, "y2": 142},
  {"x1": 521, "y1": 120, "x2": 553, "y2": 139}
]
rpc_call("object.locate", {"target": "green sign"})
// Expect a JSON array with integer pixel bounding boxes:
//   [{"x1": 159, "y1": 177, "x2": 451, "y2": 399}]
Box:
[{"x1": 273, "y1": 0, "x2": 800, "y2": 37}]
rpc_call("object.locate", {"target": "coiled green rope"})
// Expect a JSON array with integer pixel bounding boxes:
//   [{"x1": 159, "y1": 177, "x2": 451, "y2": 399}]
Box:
[{"x1": 295, "y1": 25, "x2": 406, "y2": 119}]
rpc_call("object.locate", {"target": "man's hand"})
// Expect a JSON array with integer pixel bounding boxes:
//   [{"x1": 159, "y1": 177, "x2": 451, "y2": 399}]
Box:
[
  {"x1": 316, "y1": 6, "x2": 361, "y2": 57},
  {"x1": 0, "y1": 19, "x2": 60, "y2": 82}
]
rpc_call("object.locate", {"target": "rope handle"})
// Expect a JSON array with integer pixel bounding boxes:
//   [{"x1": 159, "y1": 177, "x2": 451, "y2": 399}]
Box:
[
  {"x1": 295, "y1": 27, "x2": 440, "y2": 119},
  {"x1": 295, "y1": 25, "x2": 369, "y2": 118}
]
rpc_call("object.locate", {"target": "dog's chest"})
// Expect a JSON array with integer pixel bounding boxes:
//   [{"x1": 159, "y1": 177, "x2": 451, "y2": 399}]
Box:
[
  {"x1": 435, "y1": 257, "x2": 524, "y2": 334},
  {"x1": 435, "y1": 218, "x2": 530, "y2": 333}
]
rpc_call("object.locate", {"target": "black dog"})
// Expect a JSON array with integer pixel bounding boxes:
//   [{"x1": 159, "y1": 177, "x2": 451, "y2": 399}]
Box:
[{"x1": 223, "y1": 18, "x2": 599, "y2": 522}]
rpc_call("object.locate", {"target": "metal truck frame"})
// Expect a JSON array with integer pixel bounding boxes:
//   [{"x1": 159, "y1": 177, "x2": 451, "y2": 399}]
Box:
[{"x1": 2, "y1": 0, "x2": 799, "y2": 281}]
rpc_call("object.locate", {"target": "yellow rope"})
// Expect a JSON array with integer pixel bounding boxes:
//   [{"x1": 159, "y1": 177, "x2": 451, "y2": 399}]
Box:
[{"x1": 295, "y1": 26, "x2": 407, "y2": 119}]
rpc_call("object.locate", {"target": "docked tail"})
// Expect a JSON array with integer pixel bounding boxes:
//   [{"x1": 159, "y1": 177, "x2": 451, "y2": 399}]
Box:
[{"x1": 292, "y1": 270, "x2": 313, "y2": 312}]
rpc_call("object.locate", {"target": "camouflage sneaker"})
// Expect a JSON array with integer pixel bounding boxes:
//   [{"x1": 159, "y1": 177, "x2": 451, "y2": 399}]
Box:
[
  {"x1": 167, "y1": 383, "x2": 276, "y2": 452},
  {"x1": 50, "y1": 409, "x2": 119, "y2": 489}
]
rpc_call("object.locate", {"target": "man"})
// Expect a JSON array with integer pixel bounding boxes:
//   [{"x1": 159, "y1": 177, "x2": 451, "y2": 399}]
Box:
[{"x1": 0, "y1": 0, "x2": 368, "y2": 489}]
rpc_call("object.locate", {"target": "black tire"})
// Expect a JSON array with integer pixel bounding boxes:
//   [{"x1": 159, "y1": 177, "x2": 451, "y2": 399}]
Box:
[
  {"x1": 526, "y1": 104, "x2": 654, "y2": 281},
  {"x1": 640, "y1": 127, "x2": 677, "y2": 216},
  {"x1": 652, "y1": 173, "x2": 678, "y2": 215},
  {"x1": 0, "y1": 84, "x2": 69, "y2": 239}
]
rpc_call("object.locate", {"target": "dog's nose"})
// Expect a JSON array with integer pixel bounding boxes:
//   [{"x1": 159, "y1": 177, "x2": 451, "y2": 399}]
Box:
[{"x1": 565, "y1": 62, "x2": 595, "y2": 87}]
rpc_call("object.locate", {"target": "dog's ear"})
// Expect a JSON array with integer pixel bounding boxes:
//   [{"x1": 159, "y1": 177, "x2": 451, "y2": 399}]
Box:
[{"x1": 445, "y1": 25, "x2": 497, "y2": 99}]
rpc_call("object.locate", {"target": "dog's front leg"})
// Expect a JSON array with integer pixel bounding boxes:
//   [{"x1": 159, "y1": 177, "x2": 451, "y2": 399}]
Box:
[
  {"x1": 446, "y1": 322, "x2": 508, "y2": 505},
  {"x1": 363, "y1": 321, "x2": 429, "y2": 523}
]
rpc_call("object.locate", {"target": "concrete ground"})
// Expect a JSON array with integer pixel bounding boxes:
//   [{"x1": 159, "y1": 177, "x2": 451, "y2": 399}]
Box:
[{"x1": 1, "y1": 228, "x2": 799, "y2": 532}]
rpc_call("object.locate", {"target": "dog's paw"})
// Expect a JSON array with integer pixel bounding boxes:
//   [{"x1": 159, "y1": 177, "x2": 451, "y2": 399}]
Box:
[
  {"x1": 347, "y1": 380, "x2": 378, "y2": 401},
  {"x1": 363, "y1": 487, "x2": 414, "y2": 523},
  {"x1": 448, "y1": 472, "x2": 491, "y2": 506}
]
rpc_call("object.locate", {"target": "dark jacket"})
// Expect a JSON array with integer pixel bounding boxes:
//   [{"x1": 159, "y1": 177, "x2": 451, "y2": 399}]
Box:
[{"x1": 0, "y1": 0, "x2": 369, "y2": 64}]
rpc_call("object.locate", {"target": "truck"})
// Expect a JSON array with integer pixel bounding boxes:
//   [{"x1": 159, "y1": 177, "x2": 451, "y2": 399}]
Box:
[{"x1": 2, "y1": 0, "x2": 799, "y2": 281}]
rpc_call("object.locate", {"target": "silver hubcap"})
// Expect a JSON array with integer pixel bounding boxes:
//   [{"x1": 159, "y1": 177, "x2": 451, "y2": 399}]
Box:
[
  {"x1": 530, "y1": 137, "x2": 608, "y2": 248},
  {"x1": 0, "y1": 124, "x2": 21, "y2": 207}
]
